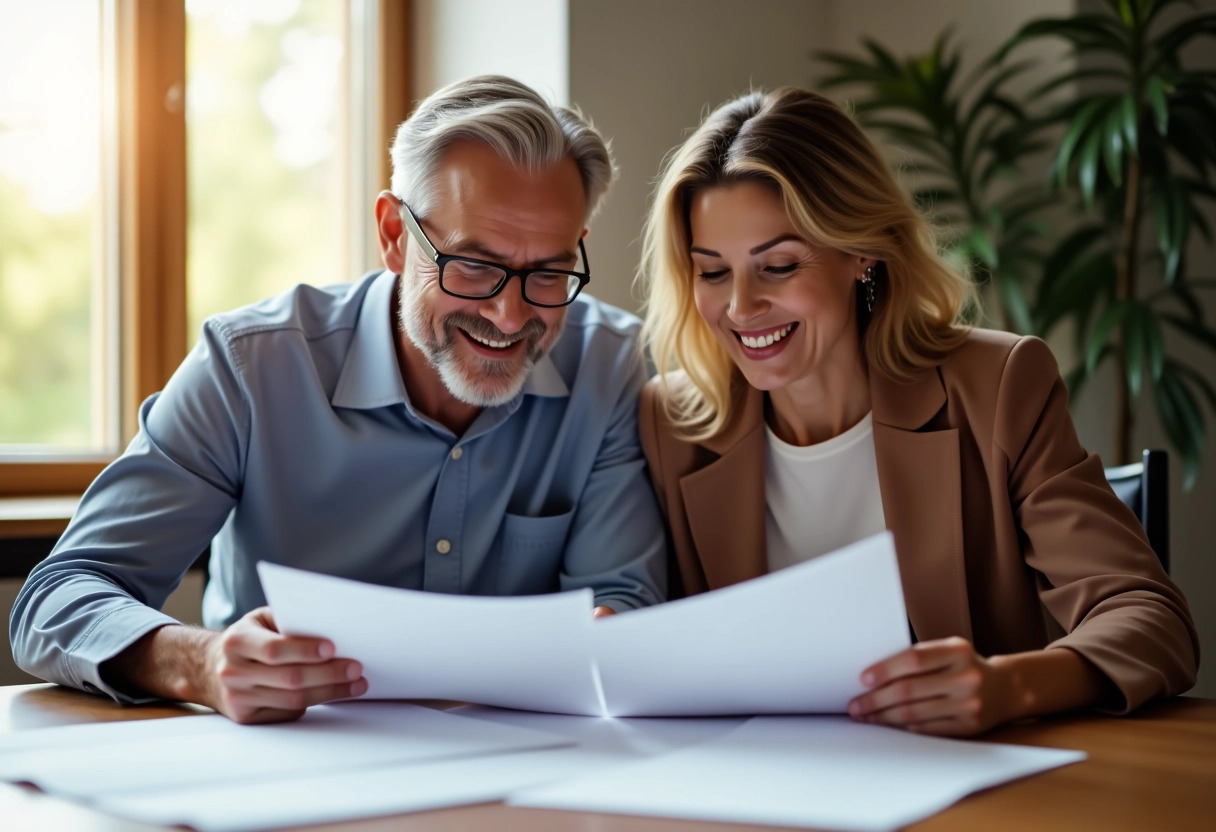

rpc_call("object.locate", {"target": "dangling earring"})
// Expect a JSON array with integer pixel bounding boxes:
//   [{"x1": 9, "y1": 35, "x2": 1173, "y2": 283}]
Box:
[{"x1": 860, "y1": 265, "x2": 877, "y2": 313}]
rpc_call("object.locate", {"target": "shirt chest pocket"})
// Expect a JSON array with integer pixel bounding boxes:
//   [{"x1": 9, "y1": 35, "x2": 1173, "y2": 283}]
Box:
[{"x1": 493, "y1": 506, "x2": 576, "y2": 595}]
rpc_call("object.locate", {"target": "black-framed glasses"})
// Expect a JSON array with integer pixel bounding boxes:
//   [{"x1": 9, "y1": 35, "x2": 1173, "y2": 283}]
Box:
[{"x1": 394, "y1": 196, "x2": 590, "y2": 308}]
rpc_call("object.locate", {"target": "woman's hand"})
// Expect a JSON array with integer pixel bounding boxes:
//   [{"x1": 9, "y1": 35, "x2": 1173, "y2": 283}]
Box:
[{"x1": 847, "y1": 637, "x2": 1015, "y2": 737}]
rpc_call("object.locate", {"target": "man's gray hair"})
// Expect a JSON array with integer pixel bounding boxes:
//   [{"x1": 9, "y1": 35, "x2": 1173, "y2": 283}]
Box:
[{"x1": 390, "y1": 75, "x2": 617, "y2": 222}]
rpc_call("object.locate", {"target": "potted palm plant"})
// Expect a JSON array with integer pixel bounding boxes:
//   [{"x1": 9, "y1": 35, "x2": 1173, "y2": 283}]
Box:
[{"x1": 1002, "y1": 0, "x2": 1216, "y2": 486}]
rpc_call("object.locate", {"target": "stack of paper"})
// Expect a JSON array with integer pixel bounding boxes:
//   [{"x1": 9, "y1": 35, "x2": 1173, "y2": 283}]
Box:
[
  {"x1": 0, "y1": 705, "x2": 1085, "y2": 832},
  {"x1": 0, "y1": 702, "x2": 566, "y2": 797}
]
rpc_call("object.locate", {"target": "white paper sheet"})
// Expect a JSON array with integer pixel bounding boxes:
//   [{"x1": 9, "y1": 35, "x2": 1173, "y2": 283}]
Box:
[
  {"x1": 96, "y1": 751, "x2": 576, "y2": 832},
  {"x1": 594, "y1": 531, "x2": 911, "y2": 715},
  {"x1": 0, "y1": 711, "x2": 224, "y2": 753},
  {"x1": 511, "y1": 715, "x2": 1086, "y2": 831},
  {"x1": 451, "y1": 705, "x2": 746, "y2": 758},
  {"x1": 259, "y1": 532, "x2": 911, "y2": 718},
  {"x1": 0, "y1": 701, "x2": 568, "y2": 799},
  {"x1": 258, "y1": 561, "x2": 604, "y2": 714},
  {"x1": 95, "y1": 708, "x2": 747, "y2": 832}
]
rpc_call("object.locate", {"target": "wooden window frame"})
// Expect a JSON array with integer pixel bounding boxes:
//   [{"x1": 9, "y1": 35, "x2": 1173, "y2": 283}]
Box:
[{"x1": 0, "y1": 0, "x2": 413, "y2": 529}]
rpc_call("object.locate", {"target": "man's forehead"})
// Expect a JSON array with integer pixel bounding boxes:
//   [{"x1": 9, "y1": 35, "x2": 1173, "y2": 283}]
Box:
[{"x1": 435, "y1": 141, "x2": 585, "y2": 214}]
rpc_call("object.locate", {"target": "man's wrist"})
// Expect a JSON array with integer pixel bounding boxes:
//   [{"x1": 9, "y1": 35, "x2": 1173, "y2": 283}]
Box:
[{"x1": 101, "y1": 624, "x2": 217, "y2": 707}]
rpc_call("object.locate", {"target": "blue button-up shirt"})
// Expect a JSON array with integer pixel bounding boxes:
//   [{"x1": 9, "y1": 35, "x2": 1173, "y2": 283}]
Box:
[{"x1": 10, "y1": 270, "x2": 666, "y2": 702}]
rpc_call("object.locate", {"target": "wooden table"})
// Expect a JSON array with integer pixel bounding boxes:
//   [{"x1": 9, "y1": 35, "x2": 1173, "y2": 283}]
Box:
[{"x1": 2, "y1": 684, "x2": 1214, "y2": 832}]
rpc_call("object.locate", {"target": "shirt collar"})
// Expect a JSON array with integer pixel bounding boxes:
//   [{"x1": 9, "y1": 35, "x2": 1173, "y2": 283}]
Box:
[
  {"x1": 331, "y1": 270, "x2": 410, "y2": 410},
  {"x1": 331, "y1": 270, "x2": 570, "y2": 410}
]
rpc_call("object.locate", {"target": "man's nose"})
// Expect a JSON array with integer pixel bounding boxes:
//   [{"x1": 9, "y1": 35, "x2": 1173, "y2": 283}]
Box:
[{"x1": 480, "y1": 277, "x2": 532, "y2": 335}]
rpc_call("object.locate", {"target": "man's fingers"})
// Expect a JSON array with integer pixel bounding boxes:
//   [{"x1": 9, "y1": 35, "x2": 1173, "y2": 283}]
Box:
[
  {"x1": 227, "y1": 679, "x2": 369, "y2": 716},
  {"x1": 220, "y1": 658, "x2": 363, "y2": 692},
  {"x1": 226, "y1": 611, "x2": 335, "y2": 665},
  {"x1": 248, "y1": 606, "x2": 281, "y2": 633},
  {"x1": 592, "y1": 605, "x2": 617, "y2": 619}
]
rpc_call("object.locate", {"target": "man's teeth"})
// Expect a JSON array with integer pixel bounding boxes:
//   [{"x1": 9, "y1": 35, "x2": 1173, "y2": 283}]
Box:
[
  {"x1": 468, "y1": 331, "x2": 512, "y2": 349},
  {"x1": 739, "y1": 324, "x2": 794, "y2": 349}
]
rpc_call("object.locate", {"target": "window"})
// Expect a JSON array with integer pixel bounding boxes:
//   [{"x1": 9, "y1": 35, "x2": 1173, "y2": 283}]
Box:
[
  {"x1": 0, "y1": 0, "x2": 412, "y2": 499},
  {"x1": 0, "y1": 3, "x2": 113, "y2": 455}
]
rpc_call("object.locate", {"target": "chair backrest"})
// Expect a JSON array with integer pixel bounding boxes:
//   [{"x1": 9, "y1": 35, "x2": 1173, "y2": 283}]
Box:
[{"x1": 1104, "y1": 449, "x2": 1169, "y2": 572}]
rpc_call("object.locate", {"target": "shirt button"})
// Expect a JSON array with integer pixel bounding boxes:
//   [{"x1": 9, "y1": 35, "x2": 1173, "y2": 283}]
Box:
[
  {"x1": 436, "y1": 539, "x2": 452, "y2": 554},
  {"x1": 450, "y1": 447, "x2": 463, "y2": 460}
]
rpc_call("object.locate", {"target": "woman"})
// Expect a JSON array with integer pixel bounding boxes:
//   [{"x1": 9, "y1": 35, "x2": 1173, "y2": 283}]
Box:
[{"x1": 638, "y1": 87, "x2": 1198, "y2": 736}]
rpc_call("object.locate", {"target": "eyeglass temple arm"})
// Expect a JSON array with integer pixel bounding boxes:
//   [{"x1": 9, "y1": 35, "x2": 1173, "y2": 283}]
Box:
[{"x1": 395, "y1": 196, "x2": 439, "y2": 261}]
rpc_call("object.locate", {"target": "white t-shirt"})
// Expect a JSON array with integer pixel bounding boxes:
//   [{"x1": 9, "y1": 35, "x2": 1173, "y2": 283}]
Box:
[{"x1": 765, "y1": 411, "x2": 887, "y2": 572}]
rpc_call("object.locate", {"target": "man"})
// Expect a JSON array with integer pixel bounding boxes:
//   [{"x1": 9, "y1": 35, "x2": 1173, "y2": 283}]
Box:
[{"x1": 10, "y1": 76, "x2": 666, "y2": 723}]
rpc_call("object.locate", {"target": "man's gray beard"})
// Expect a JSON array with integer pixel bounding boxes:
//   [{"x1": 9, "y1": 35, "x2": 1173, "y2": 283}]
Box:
[{"x1": 398, "y1": 292, "x2": 556, "y2": 408}]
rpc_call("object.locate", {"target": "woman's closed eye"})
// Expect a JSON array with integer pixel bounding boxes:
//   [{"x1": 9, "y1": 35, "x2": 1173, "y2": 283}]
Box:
[
  {"x1": 763, "y1": 262, "x2": 800, "y2": 276},
  {"x1": 696, "y1": 260, "x2": 802, "y2": 281}
]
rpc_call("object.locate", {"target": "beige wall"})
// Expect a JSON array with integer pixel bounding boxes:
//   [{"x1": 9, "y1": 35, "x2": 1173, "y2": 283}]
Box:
[
  {"x1": 569, "y1": 0, "x2": 834, "y2": 311},
  {"x1": 412, "y1": 0, "x2": 569, "y2": 105}
]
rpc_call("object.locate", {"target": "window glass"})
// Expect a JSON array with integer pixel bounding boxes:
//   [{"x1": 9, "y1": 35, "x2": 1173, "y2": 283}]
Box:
[
  {"x1": 0, "y1": 2, "x2": 107, "y2": 452},
  {"x1": 186, "y1": 0, "x2": 347, "y2": 337}
]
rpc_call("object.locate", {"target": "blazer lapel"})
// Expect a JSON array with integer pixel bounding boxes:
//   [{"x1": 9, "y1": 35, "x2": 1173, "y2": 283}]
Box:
[
  {"x1": 679, "y1": 386, "x2": 767, "y2": 589},
  {"x1": 872, "y1": 368, "x2": 973, "y2": 642}
]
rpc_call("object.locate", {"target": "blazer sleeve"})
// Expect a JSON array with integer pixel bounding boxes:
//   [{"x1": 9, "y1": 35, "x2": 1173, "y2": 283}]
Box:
[{"x1": 995, "y1": 336, "x2": 1199, "y2": 713}]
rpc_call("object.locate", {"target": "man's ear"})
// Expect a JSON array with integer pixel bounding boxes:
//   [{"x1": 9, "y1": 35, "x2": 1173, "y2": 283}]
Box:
[{"x1": 375, "y1": 191, "x2": 406, "y2": 274}]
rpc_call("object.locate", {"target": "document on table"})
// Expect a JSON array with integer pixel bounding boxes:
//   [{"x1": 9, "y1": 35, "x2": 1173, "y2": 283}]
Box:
[
  {"x1": 95, "y1": 709, "x2": 747, "y2": 832},
  {"x1": 258, "y1": 530, "x2": 911, "y2": 717},
  {"x1": 511, "y1": 715, "x2": 1087, "y2": 832},
  {"x1": 0, "y1": 701, "x2": 568, "y2": 799}
]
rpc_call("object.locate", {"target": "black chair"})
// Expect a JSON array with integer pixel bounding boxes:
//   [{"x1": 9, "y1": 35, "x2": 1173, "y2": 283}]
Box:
[{"x1": 1104, "y1": 449, "x2": 1169, "y2": 572}]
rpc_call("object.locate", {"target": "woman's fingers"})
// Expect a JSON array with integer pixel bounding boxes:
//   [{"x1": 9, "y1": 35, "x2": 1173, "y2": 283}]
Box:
[
  {"x1": 850, "y1": 637, "x2": 999, "y2": 735},
  {"x1": 859, "y1": 637, "x2": 972, "y2": 688}
]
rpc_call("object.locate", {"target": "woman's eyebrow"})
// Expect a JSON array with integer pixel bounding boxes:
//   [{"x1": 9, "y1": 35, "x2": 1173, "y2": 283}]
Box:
[
  {"x1": 689, "y1": 234, "x2": 805, "y2": 258},
  {"x1": 749, "y1": 234, "x2": 804, "y2": 255}
]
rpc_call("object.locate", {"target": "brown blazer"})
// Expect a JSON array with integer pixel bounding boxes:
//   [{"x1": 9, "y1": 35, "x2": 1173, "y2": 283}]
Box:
[{"x1": 639, "y1": 329, "x2": 1198, "y2": 713}]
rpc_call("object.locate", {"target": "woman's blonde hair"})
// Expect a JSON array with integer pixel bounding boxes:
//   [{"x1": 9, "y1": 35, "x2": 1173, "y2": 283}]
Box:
[{"x1": 639, "y1": 87, "x2": 975, "y2": 441}]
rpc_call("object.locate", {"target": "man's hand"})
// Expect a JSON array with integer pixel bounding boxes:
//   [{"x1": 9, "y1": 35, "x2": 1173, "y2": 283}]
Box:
[
  {"x1": 847, "y1": 637, "x2": 1012, "y2": 737},
  {"x1": 592, "y1": 605, "x2": 617, "y2": 619},
  {"x1": 198, "y1": 607, "x2": 367, "y2": 724},
  {"x1": 103, "y1": 607, "x2": 366, "y2": 725}
]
